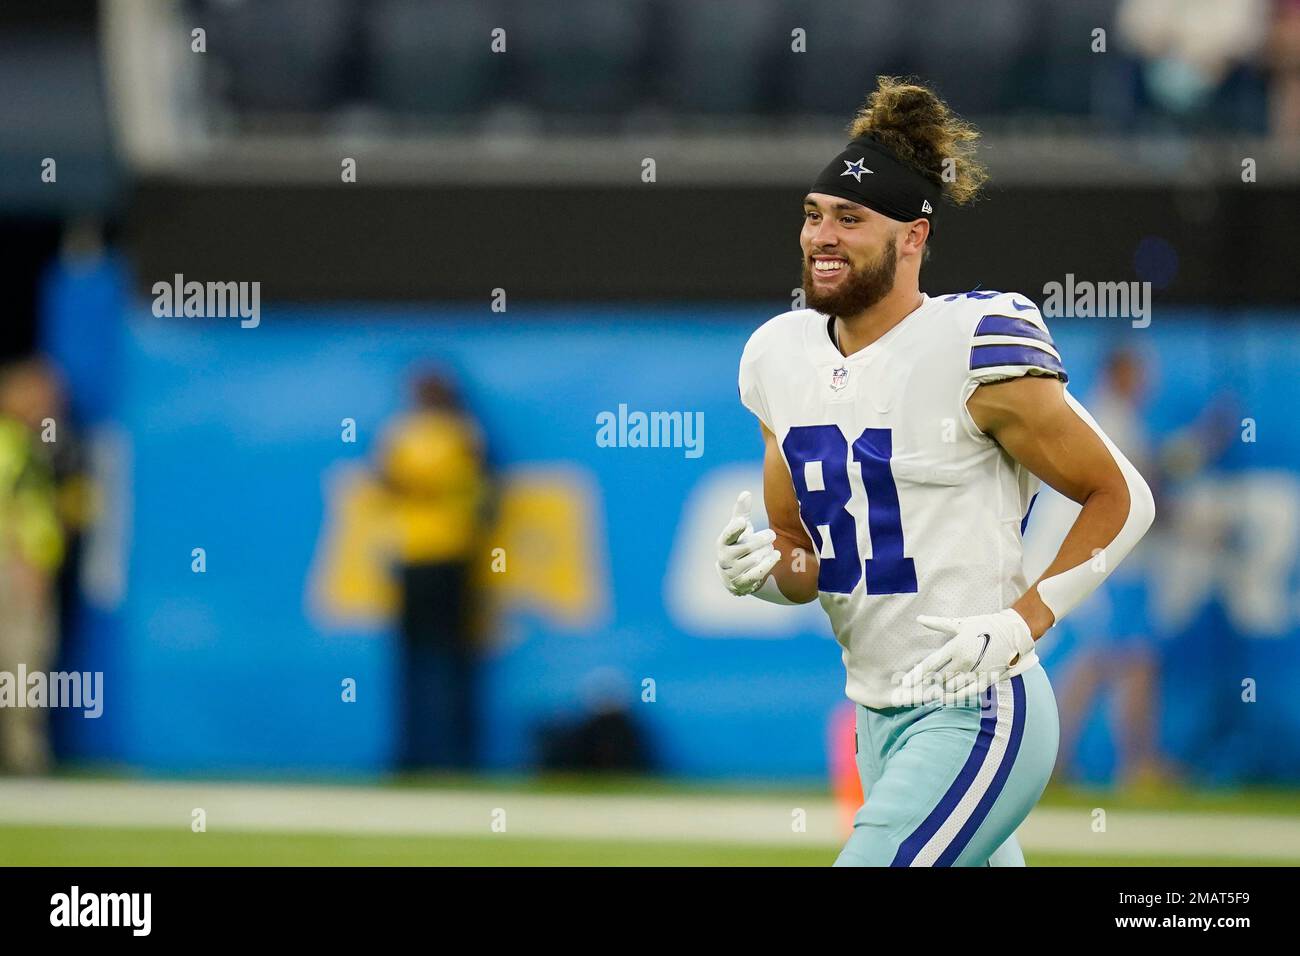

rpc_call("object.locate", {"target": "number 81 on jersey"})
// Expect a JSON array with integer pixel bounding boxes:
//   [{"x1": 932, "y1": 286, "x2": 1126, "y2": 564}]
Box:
[{"x1": 782, "y1": 424, "x2": 918, "y2": 596}]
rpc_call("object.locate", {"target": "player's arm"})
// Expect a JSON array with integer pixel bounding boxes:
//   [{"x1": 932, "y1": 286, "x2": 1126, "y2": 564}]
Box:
[
  {"x1": 716, "y1": 422, "x2": 820, "y2": 605},
  {"x1": 760, "y1": 421, "x2": 820, "y2": 603},
  {"x1": 968, "y1": 374, "x2": 1155, "y2": 638}
]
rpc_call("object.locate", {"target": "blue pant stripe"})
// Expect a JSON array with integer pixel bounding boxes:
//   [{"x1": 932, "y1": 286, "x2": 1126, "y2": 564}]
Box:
[
  {"x1": 890, "y1": 686, "x2": 999, "y2": 866},
  {"x1": 934, "y1": 675, "x2": 1027, "y2": 866}
]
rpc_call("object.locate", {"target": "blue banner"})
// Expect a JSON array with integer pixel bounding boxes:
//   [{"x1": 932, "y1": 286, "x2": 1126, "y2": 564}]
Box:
[{"x1": 66, "y1": 305, "x2": 1300, "y2": 783}]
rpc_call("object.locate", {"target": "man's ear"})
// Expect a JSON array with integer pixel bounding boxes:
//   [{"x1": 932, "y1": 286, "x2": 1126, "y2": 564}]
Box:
[{"x1": 905, "y1": 219, "x2": 930, "y2": 252}]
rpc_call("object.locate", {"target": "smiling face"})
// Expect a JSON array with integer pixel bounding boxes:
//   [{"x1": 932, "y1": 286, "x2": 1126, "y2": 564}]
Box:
[{"x1": 800, "y1": 193, "x2": 901, "y2": 318}]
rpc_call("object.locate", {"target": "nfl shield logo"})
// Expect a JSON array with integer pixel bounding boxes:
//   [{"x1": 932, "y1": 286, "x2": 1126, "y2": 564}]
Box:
[{"x1": 830, "y1": 366, "x2": 848, "y2": 391}]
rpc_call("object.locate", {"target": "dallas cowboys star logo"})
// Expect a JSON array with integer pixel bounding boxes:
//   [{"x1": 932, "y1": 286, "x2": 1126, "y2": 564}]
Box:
[{"x1": 840, "y1": 158, "x2": 872, "y2": 182}]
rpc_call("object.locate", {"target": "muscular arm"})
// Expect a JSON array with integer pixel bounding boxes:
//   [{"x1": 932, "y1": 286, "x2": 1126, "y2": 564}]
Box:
[
  {"x1": 967, "y1": 375, "x2": 1155, "y2": 639},
  {"x1": 760, "y1": 421, "x2": 822, "y2": 604}
]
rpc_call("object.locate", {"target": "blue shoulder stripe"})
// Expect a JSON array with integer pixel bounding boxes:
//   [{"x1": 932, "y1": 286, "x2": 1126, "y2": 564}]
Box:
[
  {"x1": 969, "y1": 343, "x2": 1067, "y2": 381},
  {"x1": 974, "y1": 314, "x2": 1054, "y2": 346}
]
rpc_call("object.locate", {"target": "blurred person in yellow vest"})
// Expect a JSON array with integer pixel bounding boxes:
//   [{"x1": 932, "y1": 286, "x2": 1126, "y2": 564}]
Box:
[
  {"x1": 377, "y1": 369, "x2": 490, "y2": 770},
  {"x1": 0, "y1": 358, "x2": 66, "y2": 775},
  {"x1": 380, "y1": 374, "x2": 485, "y2": 565}
]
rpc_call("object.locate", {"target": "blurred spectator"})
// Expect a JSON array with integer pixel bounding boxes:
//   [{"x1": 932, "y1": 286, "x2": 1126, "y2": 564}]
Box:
[
  {"x1": 1117, "y1": 0, "x2": 1270, "y2": 132},
  {"x1": 1266, "y1": 0, "x2": 1300, "y2": 137},
  {"x1": 38, "y1": 218, "x2": 126, "y2": 429},
  {"x1": 378, "y1": 370, "x2": 489, "y2": 770},
  {"x1": 0, "y1": 358, "x2": 66, "y2": 775},
  {"x1": 1051, "y1": 350, "x2": 1243, "y2": 787},
  {"x1": 1053, "y1": 349, "x2": 1176, "y2": 788},
  {"x1": 38, "y1": 220, "x2": 118, "y2": 696}
]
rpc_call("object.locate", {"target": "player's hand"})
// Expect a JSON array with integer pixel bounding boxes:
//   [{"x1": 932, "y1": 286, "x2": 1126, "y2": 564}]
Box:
[
  {"x1": 716, "y1": 490, "x2": 782, "y2": 596},
  {"x1": 893, "y1": 609, "x2": 1036, "y2": 706}
]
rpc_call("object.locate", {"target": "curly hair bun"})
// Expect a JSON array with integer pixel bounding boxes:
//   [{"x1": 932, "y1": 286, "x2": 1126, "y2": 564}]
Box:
[{"x1": 848, "y1": 77, "x2": 989, "y2": 207}]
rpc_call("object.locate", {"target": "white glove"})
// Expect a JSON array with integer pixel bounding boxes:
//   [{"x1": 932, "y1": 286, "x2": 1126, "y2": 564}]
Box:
[
  {"x1": 893, "y1": 609, "x2": 1036, "y2": 707},
  {"x1": 716, "y1": 491, "x2": 782, "y2": 597}
]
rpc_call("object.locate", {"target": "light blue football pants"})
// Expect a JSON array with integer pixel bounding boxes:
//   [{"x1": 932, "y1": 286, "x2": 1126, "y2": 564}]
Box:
[{"x1": 835, "y1": 664, "x2": 1059, "y2": 867}]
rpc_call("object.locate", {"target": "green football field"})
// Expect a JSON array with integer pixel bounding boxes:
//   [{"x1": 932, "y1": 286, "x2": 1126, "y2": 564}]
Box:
[
  {"x1": 1, "y1": 774, "x2": 1296, "y2": 866},
  {"x1": 0, "y1": 824, "x2": 1280, "y2": 867}
]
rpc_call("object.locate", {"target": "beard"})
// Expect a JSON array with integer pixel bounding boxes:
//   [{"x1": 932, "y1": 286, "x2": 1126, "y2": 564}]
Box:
[{"x1": 802, "y1": 240, "x2": 897, "y2": 318}]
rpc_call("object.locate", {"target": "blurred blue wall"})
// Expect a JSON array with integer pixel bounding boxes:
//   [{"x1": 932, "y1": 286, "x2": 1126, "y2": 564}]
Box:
[{"x1": 64, "y1": 304, "x2": 1300, "y2": 783}]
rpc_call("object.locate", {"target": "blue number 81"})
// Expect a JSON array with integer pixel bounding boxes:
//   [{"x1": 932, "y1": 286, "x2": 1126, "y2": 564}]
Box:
[{"x1": 781, "y1": 424, "x2": 918, "y2": 596}]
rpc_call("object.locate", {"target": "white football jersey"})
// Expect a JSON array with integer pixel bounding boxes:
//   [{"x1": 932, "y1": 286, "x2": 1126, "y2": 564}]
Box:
[{"x1": 738, "y1": 291, "x2": 1069, "y2": 708}]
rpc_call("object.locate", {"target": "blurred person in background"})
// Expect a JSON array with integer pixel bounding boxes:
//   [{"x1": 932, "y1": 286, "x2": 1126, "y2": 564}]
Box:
[
  {"x1": 378, "y1": 370, "x2": 490, "y2": 770},
  {"x1": 1117, "y1": 0, "x2": 1270, "y2": 132},
  {"x1": 0, "y1": 358, "x2": 67, "y2": 775},
  {"x1": 37, "y1": 219, "x2": 118, "y2": 697},
  {"x1": 1266, "y1": 0, "x2": 1300, "y2": 137},
  {"x1": 38, "y1": 219, "x2": 125, "y2": 431},
  {"x1": 1053, "y1": 348, "x2": 1238, "y2": 788},
  {"x1": 1052, "y1": 349, "x2": 1174, "y2": 789}
]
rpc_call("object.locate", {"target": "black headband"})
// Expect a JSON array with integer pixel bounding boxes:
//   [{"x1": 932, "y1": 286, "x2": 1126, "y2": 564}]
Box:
[{"x1": 809, "y1": 134, "x2": 942, "y2": 236}]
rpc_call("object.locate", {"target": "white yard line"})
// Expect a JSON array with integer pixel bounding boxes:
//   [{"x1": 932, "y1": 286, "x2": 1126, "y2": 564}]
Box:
[
  {"x1": 4, "y1": 780, "x2": 834, "y2": 845},
  {"x1": 0, "y1": 779, "x2": 1296, "y2": 860}
]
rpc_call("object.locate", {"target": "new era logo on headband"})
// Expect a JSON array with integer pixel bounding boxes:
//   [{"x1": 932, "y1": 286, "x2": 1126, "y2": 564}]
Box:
[
  {"x1": 841, "y1": 158, "x2": 872, "y2": 182},
  {"x1": 922, "y1": 200, "x2": 933, "y2": 214}
]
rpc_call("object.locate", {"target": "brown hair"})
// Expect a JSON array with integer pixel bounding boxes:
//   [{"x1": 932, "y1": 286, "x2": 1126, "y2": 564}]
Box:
[{"x1": 847, "y1": 76, "x2": 988, "y2": 207}]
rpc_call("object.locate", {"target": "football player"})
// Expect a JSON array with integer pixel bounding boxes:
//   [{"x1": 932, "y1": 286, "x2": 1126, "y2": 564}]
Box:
[{"x1": 717, "y1": 78, "x2": 1155, "y2": 866}]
